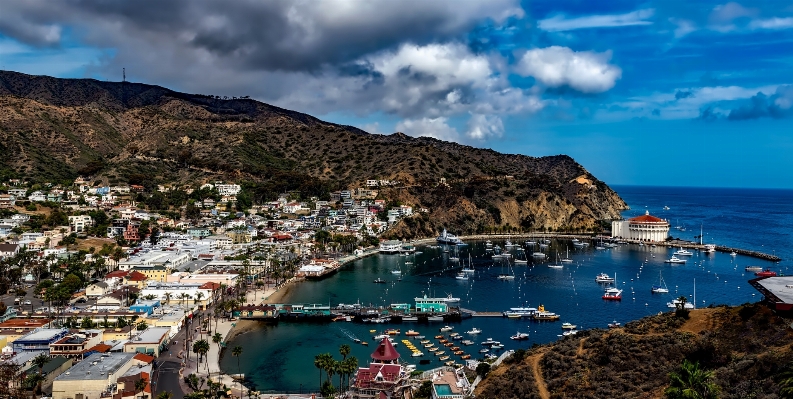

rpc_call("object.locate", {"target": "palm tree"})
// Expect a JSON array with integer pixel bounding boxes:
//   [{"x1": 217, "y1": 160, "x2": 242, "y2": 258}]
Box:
[
  {"x1": 157, "y1": 392, "x2": 173, "y2": 399},
  {"x1": 232, "y1": 346, "x2": 243, "y2": 395},
  {"x1": 193, "y1": 339, "x2": 210, "y2": 367},
  {"x1": 777, "y1": 362, "x2": 793, "y2": 398},
  {"x1": 195, "y1": 291, "x2": 205, "y2": 306},
  {"x1": 164, "y1": 291, "x2": 173, "y2": 305},
  {"x1": 676, "y1": 296, "x2": 688, "y2": 310},
  {"x1": 31, "y1": 353, "x2": 50, "y2": 394},
  {"x1": 135, "y1": 377, "x2": 148, "y2": 395},
  {"x1": 212, "y1": 332, "x2": 223, "y2": 353},
  {"x1": 345, "y1": 356, "x2": 359, "y2": 393},
  {"x1": 314, "y1": 354, "x2": 325, "y2": 390},
  {"x1": 339, "y1": 344, "x2": 351, "y2": 360},
  {"x1": 665, "y1": 359, "x2": 720, "y2": 399}
]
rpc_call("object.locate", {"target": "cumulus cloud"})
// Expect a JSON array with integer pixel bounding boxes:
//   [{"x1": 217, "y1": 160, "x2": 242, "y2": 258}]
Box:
[
  {"x1": 515, "y1": 46, "x2": 621, "y2": 93},
  {"x1": 749, "y1": 17, "x2": 793, "y2": 30},
  {"x1": 708, "y1": 2, "x2": 759, "y2": 31},
  {"x1": 395, "y1": 117, "x2": 460, "y2": 141},
  {"x1": 466, "y1": 114, "x2": 504, "y2": 140},
  {"x1": 727, "y1": 85, "x2": 793, "y2": 120},
  {"x1": 538, "y1": 9, "x2": 655, "y2": 32}
]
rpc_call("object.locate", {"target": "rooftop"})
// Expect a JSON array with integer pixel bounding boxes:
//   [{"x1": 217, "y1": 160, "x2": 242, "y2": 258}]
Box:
[
  {"x1": 750, "y1": 276, "x2": 793, "y2": 304},
  {"x1": 16, "y1": 328, "x2": 68, "y2": 342},
  {"x1": 128, "y1": 327, "x2": 170, "y2": 344},
  {"x1": 628, "y1": 210, "x2": 667, "y2": 224},
  {"x1": 55, "y1": 352, "x2": 135, "y2": 381}
]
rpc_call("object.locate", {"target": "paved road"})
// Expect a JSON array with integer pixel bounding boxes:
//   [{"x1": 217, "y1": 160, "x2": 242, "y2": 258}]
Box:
[{"x1": 154, "y1": 360, "x2": 185, "y2": 399}]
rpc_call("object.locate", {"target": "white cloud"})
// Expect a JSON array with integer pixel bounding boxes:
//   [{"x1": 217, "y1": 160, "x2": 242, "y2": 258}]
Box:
[
  {"x1": 749, "y1": 17, "x2": 793, "y2": 30},
  {"x1": 395, "y1": 117, "x2": 460, "y2": 141},
  {"x1": 538, "y1": 9, "x2": 654, "y2": 32},
  {"x1": 515, "y1": 46, "x2": 621, "y2": 93},
  {"x1": 710, "y1": 2, "x2": 758, "y2": 24},
  {"x1": 359, "y1": 122, "x2": 387, "y2": 135},
  {"x1": 466, "y1": 114, "x2": 504, "y2": 140},
  {"x1": 669, "y1": 18, "x2": 697, "y2": 38}
]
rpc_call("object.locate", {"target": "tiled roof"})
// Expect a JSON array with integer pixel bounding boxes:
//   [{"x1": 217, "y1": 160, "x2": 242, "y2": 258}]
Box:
[{"x1": 371, "y1": 337, "x2": 400, "y2": 361}]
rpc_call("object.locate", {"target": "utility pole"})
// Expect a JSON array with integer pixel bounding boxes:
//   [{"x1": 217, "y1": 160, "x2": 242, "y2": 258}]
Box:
[{"x1": 123, "y1": 68, "x2": 126, "y2": 83}]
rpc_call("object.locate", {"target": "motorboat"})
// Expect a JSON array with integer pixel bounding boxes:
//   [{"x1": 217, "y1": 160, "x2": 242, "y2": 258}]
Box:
[
  {"x1": 667, "y1": 299, "x2": 695, "y2": 309},
  {"x1": 730, "y1": 251, "x2": 737, "y2": 257},
  {"x1": 608, "y1": 321, "x2": 621, "y2": 328},
  {"x1": 485, "y1": 240, "x2": 493, "y2": 249},
  {"x1": 461, "y1": 340, "x2": 474, "y2": 346},
  {"x1": 373, "y1": 278, "x2": 387, "y2": 284},
  {"x1": 548, "y1": 263, "x2": 563, "y2": 269},
  {"x1": 755, "y1": 269, "x2": 777, "y2": 277},
  {"x1": 391, "y1": 269, "x2": 402, "y2": 275},
  {"x1": 402, "y1": 316, "x2": 418, "y2": 322},
  {"x1": 602, "y1": 287, "x2": 623, "y2": 300},
  {"x1": 479, "y1": 348, "x2": 490, "y2": 353},
  {"x1": 441, "y1": 294, "x2": 461, "y2": 303},
  {"x1": 562, "y1": 330, "x2": 578, "y2": 336},
  {"x1": 436, "y1": 229, "x2": 464, "y2": 245},
  {"x1": 674, "y1": 248, "x2": 693, "y2": 256},
  {"x1": 455, "y1": 273, "x2": 469, "y2": 280},
  {"x1": 561, "y1": 322, "x2": 577, "y2": 330},
  {"x1": 428, "y1": 316, "x2": 444, "y2": 322},
  {"x1": 703, "y1": 244, "x2": 716, "y2": 254},
  {"x1": 411, "y1": 351, "x2": 424, "y2": 357},
  {"x1": 745, "y1": 266, "x2": 763, "y2": 272},
  {"x1": 405, "y1": 330, "x2": 420, "y2": 336},
  {"x1": 571, "y1": 239, "x2": 585, "y2": 248},
  {"x1": 664, "y1": 256, "x2": 687, "y2": 264},
  {"x1": 510, "y1": 332, "x2": 529, "y2": 340},
  {"x1": 532, "y1": 252, "x2": 547, "y2": 258},
  {"x1": 466, "y1": 328, "x2": 482, "y2": 334},
  {"x1": 491, "y1": 343, "x2": 504, "y2": 349},
  {"x1": 533, "y1": 305, "x2": 560, "y2": 321},
  {"x1": 595, "y1": 273, "x2": 615, "y2": 283},
  {"x1": 440, "y1": 326, "x2": 453, "y2": 332},
  {"x1": 481, "y1": 338, "x2": 497, "y2": 346},
  {"x1": 434, "y1": 351, "x2": 446, "y2": 356},
  {"x1": 385, "y1": 328, "x2": 400, "y2": 335},
  {"x1": 461, "y1": 354, "x2": 471, "y2": 360},
  {"x1": 497, "y1": 274, "x2": 515, "y2": 280}
]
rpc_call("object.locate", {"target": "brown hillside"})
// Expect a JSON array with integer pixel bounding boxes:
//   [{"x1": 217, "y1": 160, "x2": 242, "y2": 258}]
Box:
[{"x1": 0, "y1": 70, "x2": 628, "y2": 236}]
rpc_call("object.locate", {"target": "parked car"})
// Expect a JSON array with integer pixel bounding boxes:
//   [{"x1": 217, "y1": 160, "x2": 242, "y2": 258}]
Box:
[{"x1": 23, "y1": 300, "x2": 31, "y2": 305}]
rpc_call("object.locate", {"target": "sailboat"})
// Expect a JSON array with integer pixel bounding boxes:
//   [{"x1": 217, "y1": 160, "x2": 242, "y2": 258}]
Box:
[
  {"x1": 514, "y1": 249, "x2": 529, "y2": 264},
  {"x1": 461, "y1": 254, "x2": 475, "y2": 274},
  {"x1": 651, "y1": 271, "x2": 669, "y2": 293},
  {"x1": 548, "y1": 252, "x2": 563, "y2": 269},
  {"x1": 449, "y1": 245, "x2": 460, "y2": 262},
  {"x1": 497, "y1": 258, "x2": 515, "y2": 280},
  {"x1": 560, "y1": 246, "x2": 573, "y2": 263}
]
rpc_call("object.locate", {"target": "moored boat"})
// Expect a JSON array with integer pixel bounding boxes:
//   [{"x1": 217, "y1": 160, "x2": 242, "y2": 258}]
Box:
[
  {"x1": 561, "y1": 322, "x2": 577, "y2": 330},
  {"x1": 755, "y1": 268, "x2": 777, "y2": 277},
  {"x1": 602, "y1": 287, "x2": 623, "y2": 300},
  {"x1": 466, "y1": 328, "x2": 482, "y2": 334},
  {"x1": 595, "y1": 273, "x2": 615, "y2": 283},
  {"x1": 510, "y1": 331, "x2": 529, "y2": 340},
  {"x1": 745, "y1": 266, "x2": 763, "y2": 272},
  {"x1": 664, "y1": 256, "x2": 687, "y2": 264}
]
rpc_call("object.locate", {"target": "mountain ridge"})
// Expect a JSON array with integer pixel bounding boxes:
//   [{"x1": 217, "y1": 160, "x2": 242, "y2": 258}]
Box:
[{"x1": 0, "y1": 70, "x2": 627, "y2": 236}]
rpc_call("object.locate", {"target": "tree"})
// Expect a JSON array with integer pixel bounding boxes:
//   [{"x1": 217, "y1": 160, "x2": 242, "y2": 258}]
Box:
[
  {"x1": 184, "y1": 373, "x2": 202, "y2": 392},
  {"x1": 664, "y1": 359, "x2": 720, "y2": 399},
  {"x1": 157, "y1": 392, "x2": 173, "y2": 399},
  {"x1": 135, "y1": 377, "x2": 148, "y2": 394},
  {"x1": 30, "y1": 353, "x2": 50, "y2": 393},
  {"x1": 232, "y1": 346, "x2": 243, "y2": 395},
  {"x1": 314, "y1": 354, "x2": 325, "y2": 390},
  {"x1": 415, "y1": 380, "x2": 433, "y2": 399},
  {"x1": 476, "y1": 362, "x2": 491, "y2": 378},
  {"x1": 193, "y1": 339, "x2": 210, "y2": 368},
  {"x1": 339, "y1": 344, "x2": 351, "y2": 360},
  {"x1": 212, "y1": 332, "x2": 223, "y2": 352}
]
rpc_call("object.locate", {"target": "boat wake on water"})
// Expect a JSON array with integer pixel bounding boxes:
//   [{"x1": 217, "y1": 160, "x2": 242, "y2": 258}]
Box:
[{"x1": 338, "y1": 326, "x2": 359, "y2": 342}]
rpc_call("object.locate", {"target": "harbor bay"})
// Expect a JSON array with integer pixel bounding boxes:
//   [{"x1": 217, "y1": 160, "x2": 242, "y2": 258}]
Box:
[{"x1": 222, "y1": 186, "x2": 793, "y2": 394}]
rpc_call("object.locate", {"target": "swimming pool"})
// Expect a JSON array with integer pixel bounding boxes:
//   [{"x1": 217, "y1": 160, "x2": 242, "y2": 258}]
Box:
[{"x1": 434, "y1": 384, "x2": 453, "y2": 396}]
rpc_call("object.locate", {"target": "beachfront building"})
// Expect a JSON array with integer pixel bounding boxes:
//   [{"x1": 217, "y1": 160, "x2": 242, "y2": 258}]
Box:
[
  {"x1": 611, "y1": 210, "x2": 670, "y2": 242},
  {"x1": 350, "y1": 337, "x2": 410, "y2": 399},
  {"x1": 379, "y1": 240, "x2": 402, "y2": 254},
  {"x1": 415, "y1": 296, "x2": 449, "y2": 313},
  {"x1": 51, "y1": 352, "x2": 137, "y2": 399},
  {"x1": 124, "y1": 327, "x2": 171, "y2": 356}
]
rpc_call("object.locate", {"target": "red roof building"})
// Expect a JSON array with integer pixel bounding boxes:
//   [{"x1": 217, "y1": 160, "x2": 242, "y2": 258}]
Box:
[
  {"x1": 351, "y1": 338, "x2": 409, "y2": 399},
  {"x1": 612, "y1": 210, "x2": 670, "y2": 242}
]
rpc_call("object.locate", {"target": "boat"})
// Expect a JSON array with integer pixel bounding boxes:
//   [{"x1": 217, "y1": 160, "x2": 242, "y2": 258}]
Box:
[
  {"x1": 481, "y1": 338, "x2": 497, "y2": 346},
  {"x1": 361, "y1": 342, "x2": 368, "y2": 346},
  {"x1": 663, "y1": 206, "x2": 670, "y2": 210},
  {"x1": 479, "y1": 348, "x2": 490, "y2": 353},
  {"x1": 533, "y1": 305, "x2": 560, "y2": 321},
  {"x1": 602, "y1": 287, "x2": 623, "y2": 300},
  {"x1": 428, "y1": 347, "x2": 438, "y2": 352},
  {"x1": 424, "y1": 343, "x2": 435, "y2": 348},
  {"x1": 507, "y1": 313, "x2": 522, "y2": 319},
  {"x1": 503, "y1": 307, "x2": 537, "y2": 318},
  {"x1": 561, "y1": 247, "x2": 573, "y2": 263},
  {"x1": 405, "y1": 330, "x2": 420, "y2": 336},
  {"x1": 491, "y1": 344, "x2": 504, "y2": 349},
  {"x1": 608, "y1": 320, "x2": 621, "y2": 328},
  {"x1": 440, "y1": 326, "x2": 453, "y2": 332},
  {"x1": 420, "y1": 340, "x2": 430, "y2": 344},
  {"x1": 466, "y1": 328, "x2": 482, "y2": 334},
  {"x1": 453, "y1": 350, "x2": 464, "y2": 355},
  {"x1": 385, "y1": 328, "x2": 401, "y2": 335},
  {"x1": 562, "y1": 330, "x2": 578, "y2": 336},
  {"x1": 595, "y1": 273, "x2": 615, "y2": 283},
  {"x1": 461, "y1": 354, "x2": 471, "y2": 360},
  {"x1": 411, "y1": 352, "x2": 423, "y2": 357},
  {"x1": 439, "y1": 339, "x2": 448, "y2": 344},
  {"x1": 730, "y1": 251, "x2": 737, "y2": 257},
  {"x1": 452, "y1": 335, "x2": 462, "y2": 341},
  {"x1": 441, "y1": 293, "x2": 460, "y2": 303},
  {"x1": 664, "y1": 256, "x2": 687, "y2": 264},
  {"x1": 427, "y1": 316, "x2": 444, "y2": 322},
  {"x1": 485, "y1": 240, "x2": 493, "y2": 249},
  {"x1": 673, "y1": 248, "x2": 693, "y2": 256},
  {"x1": 436, "y1": 229, "x2": 464, "y2": 245},
  {"x1": 532, "y1": 251, "x2": 547, "y2": 258},
  {"x1": 444, "y1": 343, "x2": 454, "y2": 347},
  {"x1": 402, "y1": 316, "x2": 418, "y2": 322},
  {"x1": 461, "y1": 340, "x2": 474, "y2": 346},
  {"x1": 561, "y1": 322, "x2": 577, "y2": 330},
  {"x1": 703, "y1": 244, "x2": 716, "y2": 254},
  {"x1": 571, "y1": 239, "x2": 585, "y2": 248},
  {"x1": 652, "y1": 271, "x2": 670, "y2": 293},
  {"x1": 434, "y1": 351, "x2": 446, "y2": 356},
  {"x1": 745, "y1": 266, "x2": 763, "y2": 272},
  {"x1": 461, "y1": 254, "x2": 475, "y2": 273},
  {"x1": 455, "y1": 272, "x2": 469, "y2": 280},
  {"x1": 667, "y1": 299, "x2": 695, "y2": 309},
  {"x1": 504, "y1": 239, "x2": 515, "y2": 248},
  {"x1": 755, "y1": 269, "x2": 777, "y2": 277},
  {"x1": 391, "y1": 269, "x2": 402, "y2": 275},
  {"x1": 434, "y1": 335, "x2": 444, "y2": 339},
  {"x1": 353, "y1": 338, "x2": 361, "y2": 343},
  {"x1": 373, "y1": 278, "x2": 387, "y2": 284},
  {"x1": 497, "y1": 273, "x2": 515, "y2": 280},
  {"x1": 439, "y1": 356, "x2": 450, "y2": 361},
  {"x1": 510, "y1": 332, "x2": 529, "y2": 340}
]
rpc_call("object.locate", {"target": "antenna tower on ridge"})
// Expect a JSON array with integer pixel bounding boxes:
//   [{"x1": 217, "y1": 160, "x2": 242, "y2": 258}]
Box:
[{"x1": 123, "y1": 68, "x2": 126, "y2": 83}]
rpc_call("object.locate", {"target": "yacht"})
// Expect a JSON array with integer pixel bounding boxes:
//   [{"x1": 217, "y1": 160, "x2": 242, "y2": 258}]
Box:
[
  {"x1": 455, "y1": 273, "x2": 469, "y2": 280},
  {"x1": 373, "y1": 278, "x2": 387, "y2": 284},
  {"x1": 602, "y1": 287, "x2": 623, "y2": 300},
  {"x1": 391, "y1": 269, "x2": 402, "y2": 275},
  {"x1": 481, "y1": 338, "x2": 497, "y2": 346},
  {"x1": 652, "y1": 271, "x2": 669, "y2": 293},
  {"x1": 441, "y1": 293, "x2": 461, "y2": 303},
  {"x1": 485, "y1": 240, "x2": 493, "y2": 249},
  {"x1": 510, "y1": 332, "x2": 529, "y2": 340},
  {"x1": 466, "y1": 328, "x2": 482, "y2": 334},
  {"x1": 608, "y1": 320, "x2": 621, "y2": 328},
  {"x1": 730, "y1": 251, "x2": 737, "y2": 257},
  {"x1": 562, "y1": 330, "x2": 578, "y2": 336},
  {"x1": 532, "y1": 252, "x2": 547, "y2": 258},
  {"x1": 411, "y1": 351, "x2": 424, "y2": 357},
  {"x1": 595, "y1": 273, "x2": 615, "y2": 283},
  {"x1": 440, "y1": 326, "x2": 453, "y2": 332},
  {"x1": 532, "y1": 305, "x2": 560, "y2": 321},
  {"x1": 673, "y1": 248, "x2": 693, "y2": 256},
  {"x1": 664, "y1": 256, "x2": 687, "y2": 264},
  {"x1": 703, "y1": 244, "x2": 716, "y2": 254},
  {"x1": 667, "y1": 299, "x2": 695, "y2": 309},
  {"x1": 504, "y1": 239, "x2": 515, "y2": 248},
  {"x1": 436, "y1": 229, "x2": 464, "y2": 245},
  {"x1": 745, "y1": 266, "x2": 763, "y2": 272},
  {"x1": 561, "y1": 322, "x2": 577, "y2": 330}
]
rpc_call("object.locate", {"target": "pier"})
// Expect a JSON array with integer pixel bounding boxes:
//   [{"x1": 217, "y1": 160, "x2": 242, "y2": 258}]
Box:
[{"x1": 460, "y1": 308, "x2": 502, "y2": 317}]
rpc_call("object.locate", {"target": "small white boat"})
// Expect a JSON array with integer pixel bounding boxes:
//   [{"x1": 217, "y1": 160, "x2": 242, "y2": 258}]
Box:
[
  {"x1": 547, "y1": 264, "x2": 563, "y2": 269},
  {"x1": 491, "y1": 344, "x2": 504, "y2": 349},
  {"x1": 479, "y1": 348, "x2": 489, "y2": 353},
  {"x1": 440, "y1": 326, "x2": 453, "y2": 332},
  {"x1": 561, "y1": 322, "x2": 577, "y2": 330},
  {"x1": 510, "y1": 332, "x2": 529, "y2": 340},
  {"x1": 466, "y1": 328, "x2": 482, "y2": 334},
  {"x1": 562, "y1": 330, "x2": 578, "y2": 336},
  {"x1": 532, "y1": 252, "x2": 546, "y2": 258},
  {"x1": 664, "y1": 256, "x2": 687, "y2": 264},
  {"x1": 481, "y1": 338, "x2": 497, "y2": 345},
  {"x1": 455, "y1": 273, "x2": 469, "y2": 280},
  {"x1": 391, "y1": 269, "x2": 402, "y2": 275},
  {"x1": 730, "y1": 251, "x2": 737, "y2": 257},
  {"x1": 595, "y1": 273, "x2": 614, "y2": 283},
  {"x1": 745, "y1": 266, "x2": 763, "y2": 272},
  {"x1": 411, "y1": 351, "x2": 424, "y2": 357},
  {"x1": 673, "y1": 248, "x2": 693, "y2": 256},
  {"x1": 703, "y1": 244, "x2": 716, "y2": 254},
  {"x1": 608, "y1": 320, "x2": 621, "y2": 328},
  {"x1": 652, "y1": 271, "x2": 669, "y2": 294},
  {"x1": 441, "y1": 293, "x2": 461, "y2": 303}
]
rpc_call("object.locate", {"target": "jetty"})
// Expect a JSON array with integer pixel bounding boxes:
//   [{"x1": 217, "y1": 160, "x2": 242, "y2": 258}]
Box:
[{"x1": 460, "y1": 308, "x2": 502, "y2": 317}]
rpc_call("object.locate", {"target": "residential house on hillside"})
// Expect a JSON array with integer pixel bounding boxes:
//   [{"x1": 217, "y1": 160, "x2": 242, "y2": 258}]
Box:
[
  {"x1": 68, "y1": 215, "x2": 93, "y2": 233},
  {"x1": 0, "y1": 194, "x2": 15, "y2": 208},
  {"x1": 0, "y1": 243, "x2": 20, "y2": 259},
  {"x1": 8, "y1": 188, "x2": 27, "y2": 198}
]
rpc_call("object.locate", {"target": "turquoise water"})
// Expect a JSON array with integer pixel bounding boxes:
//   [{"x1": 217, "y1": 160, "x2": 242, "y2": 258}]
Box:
[
  {"x1": 221, "y1": 186, "x2": 793, "y2": 393},
  {"x1": 434, "y1": 384, "x2": 453, "y2": 396}
]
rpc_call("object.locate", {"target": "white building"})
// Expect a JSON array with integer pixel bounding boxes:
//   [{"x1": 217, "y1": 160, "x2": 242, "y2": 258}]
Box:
[
  {"x1": 68, "y1": 215, "x2": 93, "y2": 233},
  {"x1": 215, "y1": 184, "x2": 241, "y2": 196},
  {"x1": 611, "y1": 211, "x2": 670, "y2": 242}
]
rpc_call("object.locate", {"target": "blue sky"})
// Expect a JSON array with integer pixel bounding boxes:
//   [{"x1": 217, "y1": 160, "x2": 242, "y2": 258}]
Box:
[{"x1": 1, "y1": 0, "x2": 792, "y2": 188}]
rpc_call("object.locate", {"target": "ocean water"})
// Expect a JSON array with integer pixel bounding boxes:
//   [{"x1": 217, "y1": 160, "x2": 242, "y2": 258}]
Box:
[{"x1": 221, "y1": 186, "x2": 793, "y2": 393}]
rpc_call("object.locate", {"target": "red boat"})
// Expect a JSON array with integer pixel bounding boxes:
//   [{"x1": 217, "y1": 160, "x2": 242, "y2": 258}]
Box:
[
  {"x1": 755, "y1": 269, "x2": 777, "y2": 277},
  {"x1": 602, "y1": 287, "x2": 623, "y2": 300}
]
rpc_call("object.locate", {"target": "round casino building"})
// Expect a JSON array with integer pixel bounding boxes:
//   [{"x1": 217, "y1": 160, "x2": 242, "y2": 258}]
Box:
[{"x1": 611, "y1": 210, "x2": 670, "y2": 242}]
